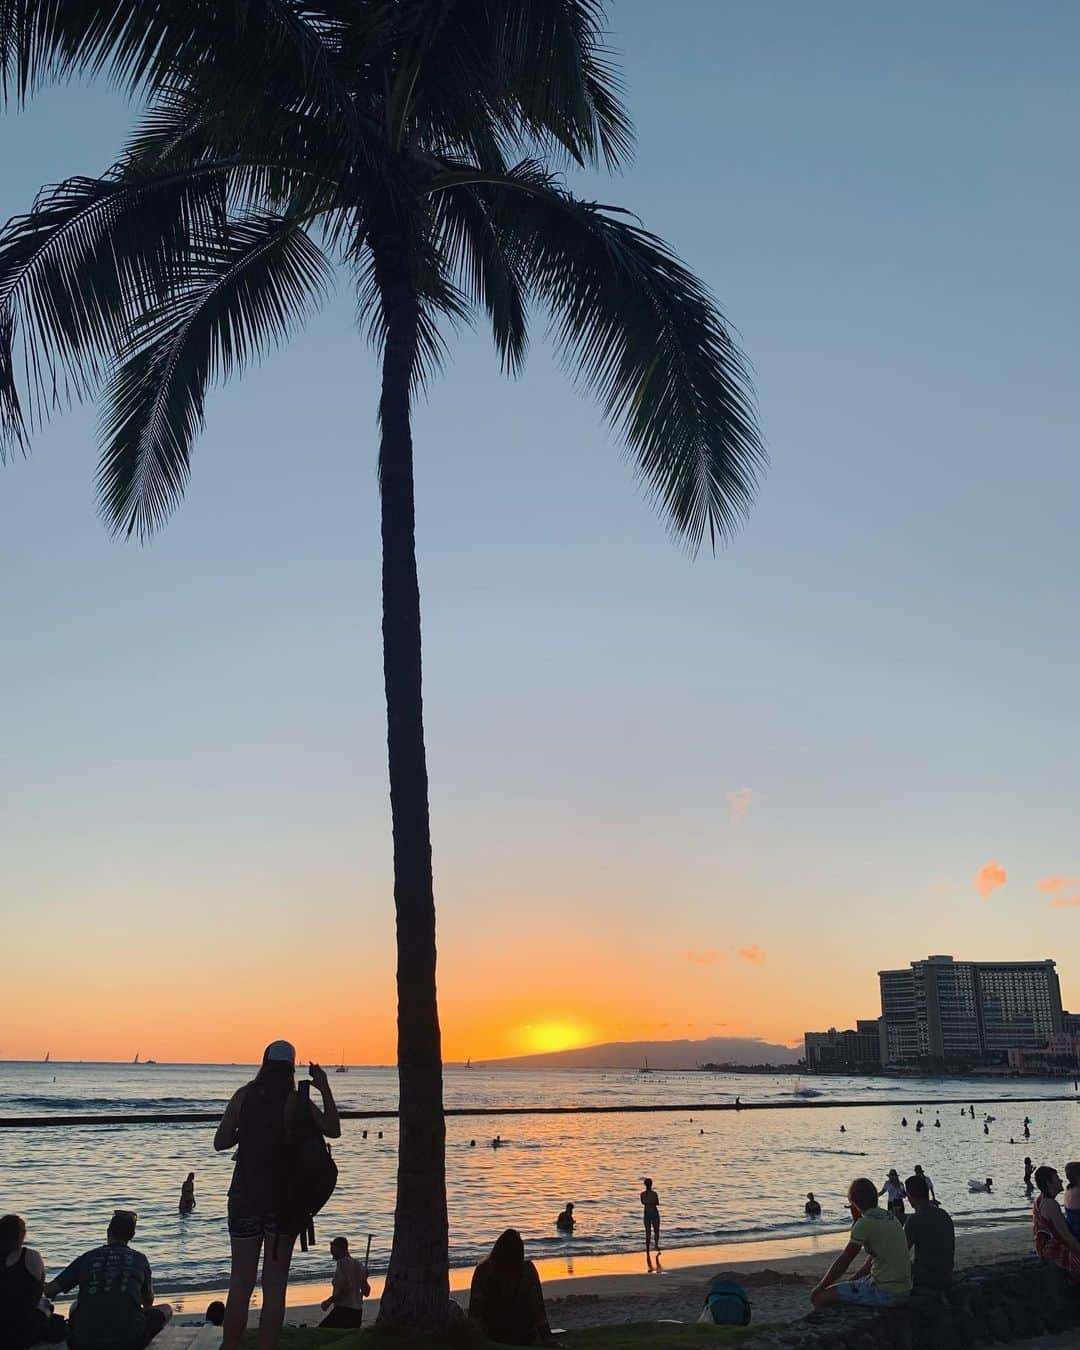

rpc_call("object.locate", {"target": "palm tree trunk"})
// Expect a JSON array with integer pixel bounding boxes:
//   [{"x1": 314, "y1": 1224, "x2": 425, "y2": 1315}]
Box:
[{"x1": 374, "y1": 244, "x2": 449, "y2": 1327}]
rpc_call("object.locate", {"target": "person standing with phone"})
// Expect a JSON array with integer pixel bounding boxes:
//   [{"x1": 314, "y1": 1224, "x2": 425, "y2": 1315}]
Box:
[{"x1": 213, "y1": 1041, "x2": 341, "y2": 1350}]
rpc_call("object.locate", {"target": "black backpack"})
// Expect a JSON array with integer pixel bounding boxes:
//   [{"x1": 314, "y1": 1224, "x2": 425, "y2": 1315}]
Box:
[{"x1": 273, "y1": 1082, "x2": 338, "y2": 1253}]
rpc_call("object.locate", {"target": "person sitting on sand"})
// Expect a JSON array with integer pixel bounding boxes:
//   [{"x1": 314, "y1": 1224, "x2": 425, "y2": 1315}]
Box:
[
  {"x1": 179, "y1": 1173, "x2": 196, "y2": 1215},
  {"x1": 46, "y1": 1210, "x2": 172, "y2": 1350},
  {"x1": 1063, "y1": 1163, "x2": 1080, "y2": 1241},
  {"x1": 879, "y1": 1170, "x2": 907, "y2": 1225},
  {"x1": 1033, "y1": 1166, "x2": 1080, "y2": 1282},
  {"x1": 468, "y1": 1229, "x2": 555, "y2": 1346},
  {"x1": 205, "y1": 1301, "x2": 225, "y2": 1327},
  {"x1": 555, "y1": 1204, "x2": 575, "y2": 1232},
  {"x1": 904, "y1": 1173, "x2": 953, "y2": 1292},
  {"x1": 804, "y1": 1193, "x2": 822, "y2": 1218},
  {"x1": 810, "y1": 1177, "x2": 911, "y2": 1309},
  {"x1": 319, "y1": 1236, "x2": 370, "y2": 1329},
  {"x1": 640, "y1": 1179, "x2": 661, "y2": 1257},
  {"x1": 1, "y1": 1214, "x2": 64, "y2": 1350}
]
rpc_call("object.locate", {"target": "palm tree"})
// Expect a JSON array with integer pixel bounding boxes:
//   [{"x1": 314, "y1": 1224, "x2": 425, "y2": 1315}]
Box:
[{"x1": 0, "y1": 0, "x2": 763, "y2": 1326}]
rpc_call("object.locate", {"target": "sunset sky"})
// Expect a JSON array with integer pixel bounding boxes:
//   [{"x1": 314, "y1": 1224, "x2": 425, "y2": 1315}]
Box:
[{"x1": 3, "y1": 1, "x2": 1079, "y2": 1065}]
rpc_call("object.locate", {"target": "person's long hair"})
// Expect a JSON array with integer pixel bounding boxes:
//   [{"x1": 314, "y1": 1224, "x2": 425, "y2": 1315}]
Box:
[
  {"x1": 1034, "y1": 1165, "x2": 1058, "y2": 1197},
  {"x1": 0, "y1": 1214, "x2": 25, "y2": 1260},
  {"x1": 483, "y1": 1228, "x2": 526, "y2": 1295},
  {"x1": 250, "y1": 1055, "x2": 295, "y2": 1103}
]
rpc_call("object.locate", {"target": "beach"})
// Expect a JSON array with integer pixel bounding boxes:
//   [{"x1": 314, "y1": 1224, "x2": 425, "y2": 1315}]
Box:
[{"x1": 164, "y1": 1218, "x2": 1035, "y2": 1331}]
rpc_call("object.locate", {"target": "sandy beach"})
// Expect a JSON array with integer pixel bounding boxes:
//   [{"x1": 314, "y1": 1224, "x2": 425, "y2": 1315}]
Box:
[{"x1": 167, "y1": 1217, "x2": 1037, "y2": 1332}]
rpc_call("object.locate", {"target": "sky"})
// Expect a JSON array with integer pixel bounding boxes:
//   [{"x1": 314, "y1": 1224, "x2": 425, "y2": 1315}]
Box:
[{"x1": 2, "y1": 1, "x2": 1079, "y2": 1065}]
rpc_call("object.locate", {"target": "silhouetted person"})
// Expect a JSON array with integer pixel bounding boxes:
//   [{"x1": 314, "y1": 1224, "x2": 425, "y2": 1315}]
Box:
[
  {"x1": 840, "y1": 1124, "x2": 846, "y2": 1133},
  {"x1": 912, "y1": 1165, "x2": 936, "y2": 1204},
  {"x1": 213, "y1": 1041, "x2": 341, "y2": 1350},
  {"x1": 319, "y1": 1237, "x2": 369, "y2": 1329},
  {"x1": 0, "y1": 1214, "x2": 63, "y2": 1349},
  {"x1": 46, "y1": 1210, "x2": 171, "y2": 1350},
  {"x1": 1064, "y1": 1162, "x2": 1080, "y2": 1241},
  {"x1": 1024, "y1": 1122, "x2": 1031, "y2": 1140},
  {"x1": 879, "y1": 1170, "x2": 907, "y2": 1225},
  {"x1": 205, "y1": 1302, "x2": 225, "y2": 1327},
  {"x1": 805, "y1": 1193, "x2": 822, "y2": 1218},
  {"x1": 904, "y1": 1174, "x2": 953, "y2": 1292},
  {"x1": 468, "y1": 1229, "x2": 554, "y2": 1346},
  {"x1": 640, "y1": 1179, "x2": 661, "y2": 1258},
  {"x1": 555, "y1": 1204, "x2": 575, "y2": 1233},
  {"x1": 1025, "y1": 1157, "x2": 1035, "y2": 1189},
  {"x1": 179, "y1": 1173, "x2": 195, "y2": 1215},
  {"x1": 901, "y1": 1117, "x2": 908, "y2": 1127},
  {"x1": 1033, "y1": 1167, "x2": 1080, "y2": 1282}
]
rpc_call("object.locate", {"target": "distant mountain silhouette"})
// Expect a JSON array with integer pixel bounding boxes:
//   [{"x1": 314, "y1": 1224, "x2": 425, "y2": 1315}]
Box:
[{"x1": 480, "y1": 1036, "x2": 802, "y2": 1070}]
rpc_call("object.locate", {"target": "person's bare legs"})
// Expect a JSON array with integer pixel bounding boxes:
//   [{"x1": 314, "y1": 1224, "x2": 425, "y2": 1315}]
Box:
[
  {"x1": 222, "y1": 1237, "x2": 261, "y2": 1350},
  {"x1": 256, "y1": 1233, "x2": 296, "y2": 1350}
]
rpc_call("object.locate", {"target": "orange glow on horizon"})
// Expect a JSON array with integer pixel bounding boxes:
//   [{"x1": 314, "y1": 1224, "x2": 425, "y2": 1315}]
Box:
[{"x1": 515, "y1": 1019, "x2": 595, "y2": 1056}]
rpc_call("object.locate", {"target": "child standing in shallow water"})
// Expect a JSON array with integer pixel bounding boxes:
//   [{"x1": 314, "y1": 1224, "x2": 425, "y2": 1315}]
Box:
[{"x1": 1064, "y1": 1163, "x2": 1080, "y2": 1240}]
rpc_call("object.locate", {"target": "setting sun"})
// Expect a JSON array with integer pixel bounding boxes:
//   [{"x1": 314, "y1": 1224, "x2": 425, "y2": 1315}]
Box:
[{"x1": 517, "y1": 1019, "x2": 594, "y2": 1055}]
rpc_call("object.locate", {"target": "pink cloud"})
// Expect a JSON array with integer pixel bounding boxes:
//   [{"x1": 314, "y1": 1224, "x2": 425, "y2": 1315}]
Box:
[
  {"x1": 1038, "y1": 876, "x2": 1079, "y2": 893},
  {"x1": 739, "y1": 944, "x2": 766, "y2": 965},
  {"x1": 975, "y1": 860, "x2": 1007, "y2": 898},
  {"x1": 727, "y1": 787, "x2": 756, "y2": 823},
  {"x1": 685, "y1": 949, "x2": 724, "y2": 965},
  {"x1": 1050, "y1": 896, "x2": 1080, "y2": 910}
]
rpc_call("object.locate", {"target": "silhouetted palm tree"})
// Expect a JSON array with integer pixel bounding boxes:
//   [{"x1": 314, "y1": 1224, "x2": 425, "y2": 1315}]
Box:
[{"x1": 0, "y1": 1, "x2": 763, "y2": 1325}]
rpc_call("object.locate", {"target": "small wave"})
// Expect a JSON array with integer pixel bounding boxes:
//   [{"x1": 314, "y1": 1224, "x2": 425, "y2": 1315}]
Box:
[{"x1": 4, "y1": 1094, "x2": 219, "y2": 1112}]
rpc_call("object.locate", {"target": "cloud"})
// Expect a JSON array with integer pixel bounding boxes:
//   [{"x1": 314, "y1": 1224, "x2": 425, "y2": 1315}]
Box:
[
  {"x1": 739, "y1": 944, "x2": 766, "y2": 965},
  {"x1": 727, "y1": 787, "x2": 757, "y2": 823},
  {"x1": 685, "y1": 949, "x2": 724, "y2": 966},
  {"x1": 1050, "y1": 896, "x2": 1080, "y2": 910},
  {"x1": 975, "y1": 860, "x2": 1007, "y2": 898},
  {"x1": 1038, "y1": 876, "x2": 1079, "y2": 894}
]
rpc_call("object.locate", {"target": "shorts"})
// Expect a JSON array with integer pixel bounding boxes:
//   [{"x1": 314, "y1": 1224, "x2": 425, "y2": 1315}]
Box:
[
  {"x1": 832, "y1": 1278, "x2": 909, "y2": 1308},
  {"x1": 227, "y1": 1210, "x2": 281, "y2": 1240}
]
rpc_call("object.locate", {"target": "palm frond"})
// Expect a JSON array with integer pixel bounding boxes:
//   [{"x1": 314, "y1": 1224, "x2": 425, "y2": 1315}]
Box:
[
  {"x1": 0, "y1": 161, "x2": 229, "y2": 457},
  {"x1": 354, "y1": 230, "x2": 470, "y2": 396},
  {"x1": 404, "y1": 0, "x2": 633, "y2": 169},
  {"x1": 98, "y1": 211, "x2": 331, "y2": 538},
  {"x1": 458, "y1": 163, "x2": 764, "y2": 550},
  {"x1": 433, "y1": 182, "x2": 527, "y2": 375}
]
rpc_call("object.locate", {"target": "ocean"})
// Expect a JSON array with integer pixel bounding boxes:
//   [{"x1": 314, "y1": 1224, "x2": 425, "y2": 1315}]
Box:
[{"x1": 1, "y1": 1062, "x2": 1073, "y2": 1297}]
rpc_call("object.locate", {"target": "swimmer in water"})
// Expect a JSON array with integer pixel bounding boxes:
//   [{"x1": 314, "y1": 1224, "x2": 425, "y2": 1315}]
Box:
[
  {"x1": 555, "y1": 1204, "x2": 575, "y2": 1232},
  {"x1": 179, "y1": 1172, "x2": 196, "y2": 1214},
  {"x1": 804, "y1": 1192, "x2": 822, "y2": 1218}
]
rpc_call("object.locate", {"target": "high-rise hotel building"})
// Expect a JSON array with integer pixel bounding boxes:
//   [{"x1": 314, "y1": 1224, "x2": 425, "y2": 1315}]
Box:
[{"x1": 878, "y1": 955, "x2": 1062, "y2": 1066}]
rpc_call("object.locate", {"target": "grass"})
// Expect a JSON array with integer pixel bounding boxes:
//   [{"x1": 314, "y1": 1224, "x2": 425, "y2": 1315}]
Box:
[{"x1": 243, "y1": 1323, "x2": 761, "y2": 1349}]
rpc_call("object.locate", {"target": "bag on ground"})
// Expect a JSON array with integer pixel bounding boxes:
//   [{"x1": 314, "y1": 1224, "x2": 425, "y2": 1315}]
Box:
[{"x1": 701, "y1": 1276, "x2": 751, "y2": 1325}]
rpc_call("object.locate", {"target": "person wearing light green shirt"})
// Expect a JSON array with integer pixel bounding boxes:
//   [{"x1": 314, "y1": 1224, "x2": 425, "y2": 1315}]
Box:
[{"x1": 810, "y1": 1177, "x2": 912, "y2": 1309}]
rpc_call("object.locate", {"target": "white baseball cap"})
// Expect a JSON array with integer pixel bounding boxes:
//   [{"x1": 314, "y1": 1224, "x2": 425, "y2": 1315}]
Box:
[{"x1": 264, "y1": 1040, "x2": 296, "y2": 1064}]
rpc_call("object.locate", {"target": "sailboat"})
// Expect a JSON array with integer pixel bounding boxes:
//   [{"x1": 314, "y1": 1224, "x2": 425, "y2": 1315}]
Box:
[
  {"x1": 639, "y1": 1057, "x2": 652, "y2": 1075},
  {"x1": 133, "y1": 1052, "x2": 140, "y2": 1065},
  {"x1": 465, "y1": 1058, "x2": 471, "y2": 1069},
  {"x1": 335, "y1": 1049, "x2": 348, "y2": 1074},
  {"x1": 43, "y1": 1051, "x2": 50, "y2": 1063}
]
